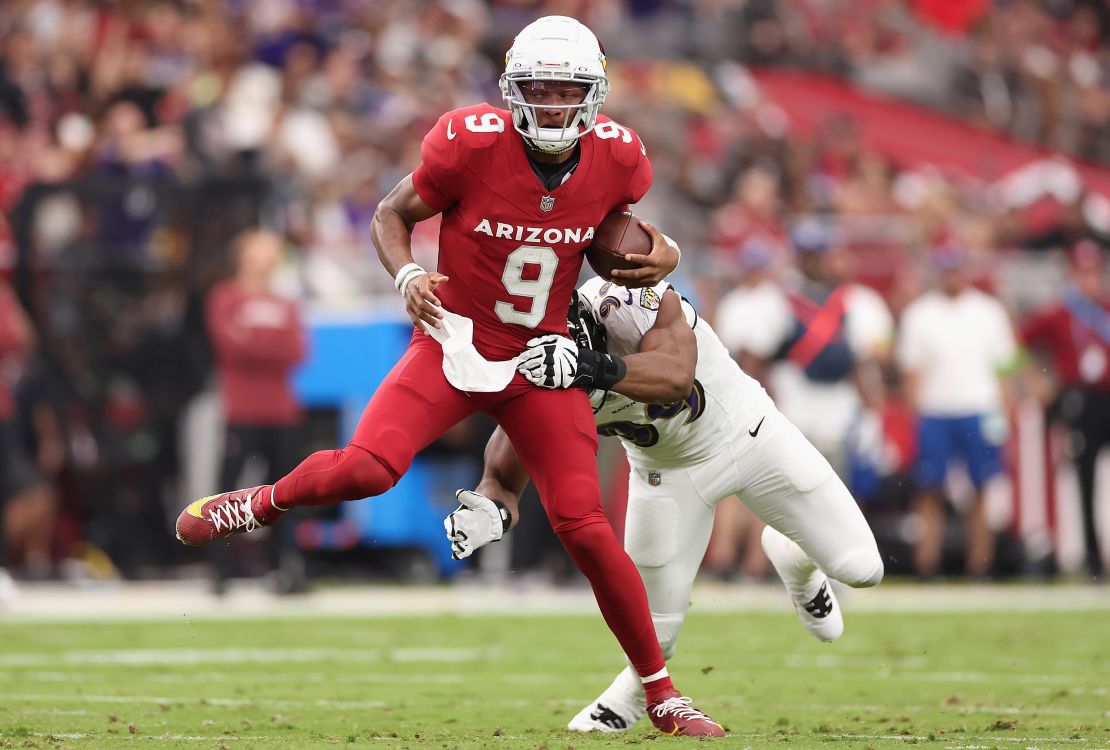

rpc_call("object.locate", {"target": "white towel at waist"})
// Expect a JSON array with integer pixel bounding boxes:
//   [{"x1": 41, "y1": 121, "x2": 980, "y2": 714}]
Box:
[{"x1": 426, "y1": 310, "x2": 519, "y2": 393}]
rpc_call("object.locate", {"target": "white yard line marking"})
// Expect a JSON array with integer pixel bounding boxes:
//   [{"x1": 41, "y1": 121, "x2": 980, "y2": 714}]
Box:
[
  {"x1": 390, "y1": 647, "x2": 492, "y2": 662},
  {"x1": 30, "y1": 733, "x2": 289, "y2": 742},
  {"x1": 0, "y1": 646, "x2": 499, "y2": 668},
  {"x1": 770, "y1": 658, "x2": 1092, "y2": 686},
  {"x1": 14, "y1": 723, "x2": 1109, "y2": 746},
  {"x1": 731, "y1": 733, "x2": 1107, "y2": 746},
  {"x1": 7, "y1": 670, "x2": 466, "y2": 685},
  {"x1": 792, "y1": 703, "x2": 1106, "y2": 718},
  {"x1": 1032, "y1": 687, "x2": 1108, "y2": 697},
  {"x1": 3, "y1": 694, "x2": 386, "y2": 710},
  {"x1": 5, "y1": 581, "x2": 1109, "y2": 622}
]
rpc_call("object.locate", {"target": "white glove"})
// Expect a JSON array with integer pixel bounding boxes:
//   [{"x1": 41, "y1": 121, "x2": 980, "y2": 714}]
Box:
[
  {"x1": 517, "y1": 334, "x2": 579, "y2": 389},
  {"x1": 443, "y1": 489, "x2": 504, "y2": 560}
]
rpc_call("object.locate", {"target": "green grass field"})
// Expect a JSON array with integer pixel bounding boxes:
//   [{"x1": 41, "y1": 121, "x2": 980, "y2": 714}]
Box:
[{"x1": 1, "y1": 607, "x2": 1107, "y2": 749}]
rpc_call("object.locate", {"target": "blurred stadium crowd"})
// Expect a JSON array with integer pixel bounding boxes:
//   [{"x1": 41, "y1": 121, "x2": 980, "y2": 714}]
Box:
[{"x1": 0, "y1": 0, "x2": 1107, "y2": 591}]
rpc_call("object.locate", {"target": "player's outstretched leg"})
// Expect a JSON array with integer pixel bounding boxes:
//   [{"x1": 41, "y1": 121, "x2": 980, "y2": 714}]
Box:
[
  {"x1": 176, "y1": 337, "x2": 476, "y2": 547},
  {"x1": 568, "y1": 666, "x2": 645, "y2": 733},
  {"x1": 174, "y1": 444, "x2": 399, "y2": 546},
  {"x1": 761, "y1": 525, "x2": 844, "y2": 642}
]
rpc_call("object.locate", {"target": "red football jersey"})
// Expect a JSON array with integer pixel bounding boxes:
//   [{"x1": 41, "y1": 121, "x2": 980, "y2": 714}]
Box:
[{"x1": 412, "y1": 102, "x2": 652, "y2": 361}]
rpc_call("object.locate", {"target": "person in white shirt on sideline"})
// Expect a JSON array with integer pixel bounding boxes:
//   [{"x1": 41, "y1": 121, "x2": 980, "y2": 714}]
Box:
[
  {"x1": 897, "y1": 242, "x2": 1019, "y2": 578},
  {"x1": 715, "y1": 220, "x2": 893, "y2": 477}
]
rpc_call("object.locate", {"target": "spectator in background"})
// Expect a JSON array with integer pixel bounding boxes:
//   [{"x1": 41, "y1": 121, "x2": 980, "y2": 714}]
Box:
[
  {"x1": 710, "y1": 163, "x2": 787, "y2": 271},
  {"x1": 0, "y1": 279, "x2": 55, "y2": 583},
  {"x1": 205, "y1": 229, "x2": 308, "y2": 595},
  {"x1": 714, "y1": 237, "x2": 782, "y2": 380},
  {"x1": 898, "y1": 243, "x2": 1018, "y2": 578},
  {"x1": 1021, "y1": 241, "x2": 1110, "y2": 580},
  {"x1": 717, "y1": 219, "x2": 892, "y2": 476}
]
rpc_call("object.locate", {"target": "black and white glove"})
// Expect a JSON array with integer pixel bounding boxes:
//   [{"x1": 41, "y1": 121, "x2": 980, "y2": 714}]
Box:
[
  {"x1": 443, "y1": 489, "x2": 511, "y2": 560},
  {"x1": 517, "y1": 334, "x2": 627, "y2": 390},
  {"x1": 517, "y1": 334, "x2": 578, "y2": 388}
]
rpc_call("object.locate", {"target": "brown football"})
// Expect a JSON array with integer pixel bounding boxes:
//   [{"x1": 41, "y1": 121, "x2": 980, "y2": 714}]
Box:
[{"x1": 585, "y1": 211, "x2": 652, "y2": 281}]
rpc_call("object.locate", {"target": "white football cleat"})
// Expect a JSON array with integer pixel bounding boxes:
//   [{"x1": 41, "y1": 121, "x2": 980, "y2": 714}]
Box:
[
  {"x1": 568, "y1": 697, "x2": 645, "y2": 733},
  {"x1": 761, "y1": 526, "x2": 844, "y2": 642},
  {"x1": 568, "y1": 668, "x2": 646, "y2": 733}
]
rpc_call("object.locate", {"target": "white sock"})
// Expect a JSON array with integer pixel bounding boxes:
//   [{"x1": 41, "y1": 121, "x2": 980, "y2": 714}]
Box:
[
  {"x1": 606, "y1": 666, "x2": 647, "y2": 707},
  {"x1": 763, "y1": 526, "x2": 822, "y2": 600}
]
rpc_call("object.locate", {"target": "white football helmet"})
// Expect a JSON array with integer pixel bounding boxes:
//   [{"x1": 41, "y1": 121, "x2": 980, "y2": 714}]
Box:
[{"x1": 500, "y1": 16, "x2": 609, "y2": 154}]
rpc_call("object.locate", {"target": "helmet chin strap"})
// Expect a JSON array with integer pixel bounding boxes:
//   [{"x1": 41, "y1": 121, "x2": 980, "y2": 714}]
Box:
[{"x1": 524, "y1": 133, "x2": 577, "y2": 155}]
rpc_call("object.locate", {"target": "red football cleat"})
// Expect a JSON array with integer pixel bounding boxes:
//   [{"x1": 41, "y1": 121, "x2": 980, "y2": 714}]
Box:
[
  {"x1": 647, "y1": 695, "x2": 724, "y2": 737},
  {"x1": 175, "y1": 485, "x2": 276, "y2": 546}
]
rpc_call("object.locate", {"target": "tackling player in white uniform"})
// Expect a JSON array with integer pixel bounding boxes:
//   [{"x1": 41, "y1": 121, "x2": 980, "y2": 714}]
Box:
[{"x1": 445, "y1": 278, "x2": 884, "y2": 733}]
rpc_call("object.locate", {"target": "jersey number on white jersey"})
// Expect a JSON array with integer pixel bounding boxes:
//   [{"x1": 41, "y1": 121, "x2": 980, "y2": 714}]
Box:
[{"x1": 597, "y1": 380, "x2": 706, "y2": 447}]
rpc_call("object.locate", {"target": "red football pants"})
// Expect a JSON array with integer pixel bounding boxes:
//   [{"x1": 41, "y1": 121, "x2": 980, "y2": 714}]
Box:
[{"x1": 272, "y1": 333, "x2": 666, "y2": 677}]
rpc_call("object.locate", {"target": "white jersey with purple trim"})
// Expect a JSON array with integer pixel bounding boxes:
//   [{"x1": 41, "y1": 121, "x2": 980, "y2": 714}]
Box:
[{"x1": 579, "y1": 277, "x2": 771, "y2": 468}]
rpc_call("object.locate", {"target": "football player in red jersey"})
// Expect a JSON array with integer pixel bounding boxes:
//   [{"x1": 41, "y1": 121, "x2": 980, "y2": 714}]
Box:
[{"x1": 175, "y1": 15, "x2": 723, "y2": 738}]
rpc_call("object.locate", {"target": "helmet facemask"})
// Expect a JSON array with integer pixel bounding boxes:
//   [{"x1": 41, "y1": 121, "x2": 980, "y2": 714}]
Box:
[{"x1": 500, "y1": 73, "x2": 608, "y2": 154}]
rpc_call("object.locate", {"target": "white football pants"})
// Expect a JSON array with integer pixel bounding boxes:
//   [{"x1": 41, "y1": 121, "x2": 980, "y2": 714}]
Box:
[{"x1": 623, "y1": 404, "x2": 883, "y2": 659}]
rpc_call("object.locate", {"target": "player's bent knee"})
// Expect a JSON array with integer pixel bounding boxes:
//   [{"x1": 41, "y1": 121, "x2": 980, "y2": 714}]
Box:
[
  {"x1": 544, "y1": 476, "x2": 605, "y2": 534},
  {"x1": 331, "y1": 445, "x2": 398, "y2": 500},
  {"x1": 830, "y1": 547, "x2": 884, "y2": 588}
]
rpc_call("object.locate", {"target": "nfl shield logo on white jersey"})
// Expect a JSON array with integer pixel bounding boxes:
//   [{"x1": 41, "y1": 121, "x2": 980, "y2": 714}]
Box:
[
  {"x1": 539, "y1": 195, "x2": 555, "y2": 212},
  {"x1": 648, "y1": 471, "x2": 661, "y2": 487}
]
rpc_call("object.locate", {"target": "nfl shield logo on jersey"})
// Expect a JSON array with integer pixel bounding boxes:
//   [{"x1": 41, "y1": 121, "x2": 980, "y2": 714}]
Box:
[
  {"x1": 539, "y1": 195, "x2": 555, "y2": 212},
  {"x1": 648, "y1": 471, "x2": 661, "y2": 487}
]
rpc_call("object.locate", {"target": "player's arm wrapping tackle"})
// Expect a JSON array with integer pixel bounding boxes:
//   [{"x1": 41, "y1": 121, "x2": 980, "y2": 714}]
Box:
[
  {"x1": 446, "y1": 288, "x2": 696, "y2": 559},
  {"x1": 516, "y1": 334, "x2": 626, "y2": 391},
  {"x1": 517, "y1": 288, "x2": 695, "y2": 403}
]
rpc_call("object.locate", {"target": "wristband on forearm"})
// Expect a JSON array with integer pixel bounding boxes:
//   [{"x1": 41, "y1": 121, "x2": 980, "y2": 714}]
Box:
[
  {"x1": 573, "y1": 348, "x2": 627, "y2": 391},
  {"x1": 394, "y1": 263, "x2": 426, "y2": 296},
  {"x1": 491, "y1": 499, "x2": 512, "y2": 532},
  {"x1": 661, "y1": 232, "x2": 681, "y2": 270}
]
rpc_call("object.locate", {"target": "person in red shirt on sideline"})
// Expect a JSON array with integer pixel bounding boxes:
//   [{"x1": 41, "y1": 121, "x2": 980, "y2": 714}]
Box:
[
  {"x1": 205, "y1": 228, "x2": 308, "y2": 594},
  {"x1": 177, "y1": 16, "x2": 722, "y2": 737},
  {"x1": 1021, "y1": 241, "x2": 1110, "y2": 580}
]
